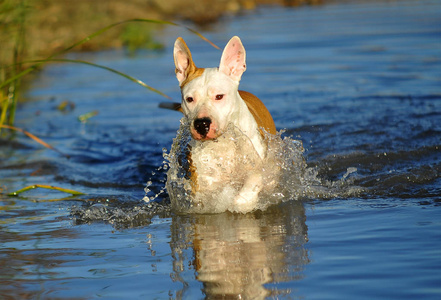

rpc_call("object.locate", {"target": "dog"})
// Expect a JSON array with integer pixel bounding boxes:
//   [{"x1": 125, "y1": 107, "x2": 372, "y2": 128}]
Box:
[{"x1": 163, "y1": 36, "x2": 277, "y2": 213}]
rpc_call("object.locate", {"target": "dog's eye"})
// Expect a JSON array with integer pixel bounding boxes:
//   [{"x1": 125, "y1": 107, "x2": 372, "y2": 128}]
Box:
[
  {"x1": 186, "y1": 97, "x2": 194, "y2": 103},
  {"x1": 215, "y1": 94, "x2": 224, "y2": 100}
]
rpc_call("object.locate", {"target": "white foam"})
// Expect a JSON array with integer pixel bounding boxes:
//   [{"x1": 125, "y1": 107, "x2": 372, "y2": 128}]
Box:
[{"x1": 145, "y1": 118, "x2": 361, "y2": 214}]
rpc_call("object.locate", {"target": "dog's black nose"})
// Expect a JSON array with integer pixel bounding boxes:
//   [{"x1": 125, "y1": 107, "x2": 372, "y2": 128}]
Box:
[{"x1": 194, "y1": 117, "x2": 211, "y2": 137}]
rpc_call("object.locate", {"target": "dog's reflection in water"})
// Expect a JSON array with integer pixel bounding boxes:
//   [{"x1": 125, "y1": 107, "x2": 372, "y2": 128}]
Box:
[{"x1": 170, "y1": 201, "x2": 309, "y2": 299}]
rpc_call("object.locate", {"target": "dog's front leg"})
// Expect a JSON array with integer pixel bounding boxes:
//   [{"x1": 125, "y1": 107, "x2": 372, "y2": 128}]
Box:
[{"x1": 234, "y1": 172, "x2": 262, "y2": 213}]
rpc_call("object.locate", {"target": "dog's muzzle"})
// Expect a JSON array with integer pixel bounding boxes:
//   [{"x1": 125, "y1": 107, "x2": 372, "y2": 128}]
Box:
[{"x1": 193, "y1": 117, "x2": 212, "y2": 138}]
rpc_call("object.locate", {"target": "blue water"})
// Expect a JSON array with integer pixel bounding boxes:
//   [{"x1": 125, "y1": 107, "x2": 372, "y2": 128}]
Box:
[{"x1": 1, "y1": 0, "x2": 440, "y2": 298}]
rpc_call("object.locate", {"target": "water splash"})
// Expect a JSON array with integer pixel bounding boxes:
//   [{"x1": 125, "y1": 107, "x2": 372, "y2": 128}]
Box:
[
  {"x1": 71, "y1": 197, "x2": 171, "y2": 229},
  {"x1": 156, "y1": 118, "x2": 361, "y2": 214}
]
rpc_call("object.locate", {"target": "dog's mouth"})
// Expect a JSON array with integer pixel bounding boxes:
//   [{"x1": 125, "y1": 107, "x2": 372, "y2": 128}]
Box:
[{"x1": 191, "y1": 117, "x2": 219, "y2": 141}]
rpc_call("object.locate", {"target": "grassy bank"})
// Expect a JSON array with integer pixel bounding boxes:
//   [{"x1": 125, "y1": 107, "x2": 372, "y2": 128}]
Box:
[
  {"x1": 0, "y1": 0, "x2": 324, "y2": 129},
  {"x1": 0, "y1": 0, "x2": 322, "y2": 65}
]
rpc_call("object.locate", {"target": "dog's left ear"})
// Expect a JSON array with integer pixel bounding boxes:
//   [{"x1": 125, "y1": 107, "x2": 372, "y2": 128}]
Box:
[
  {"x1": 219, "y1": 36, "x2": 246, "y2": 82},
  {"x1": 174, "y1": 37, "x2": 197, "y2": 86}
]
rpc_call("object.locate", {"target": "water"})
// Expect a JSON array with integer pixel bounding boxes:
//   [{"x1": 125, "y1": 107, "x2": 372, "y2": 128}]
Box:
[
  {"x1": 1, "y1": 0, "x2": 440, "y2": 298},
  {"x1": 163, "y1": 120, "x2": 310, "y2": 214}
]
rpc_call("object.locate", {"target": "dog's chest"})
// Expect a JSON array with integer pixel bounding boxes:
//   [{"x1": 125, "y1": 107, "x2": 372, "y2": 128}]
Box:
[
  {"x1": 189, "y1": 131, "x2": 262, "y2": 188},
  {"x1": 190, "y1": 138, "x2": 237, "y2": 187}
]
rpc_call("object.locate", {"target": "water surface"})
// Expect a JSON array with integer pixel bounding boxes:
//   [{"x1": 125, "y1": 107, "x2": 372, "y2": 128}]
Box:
[{"x1": 1, "y1": 0, "x2": 440, "y2": 298}]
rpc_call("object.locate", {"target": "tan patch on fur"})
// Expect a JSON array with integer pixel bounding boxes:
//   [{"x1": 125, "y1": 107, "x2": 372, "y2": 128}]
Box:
[
  {"x1": 239, "y1": 90, "x2": 276, "y2": 136},
  {"x1": 187, "y1": 150, "x2": 199, "y2": 194},
  {"x1": 174, "y1": 37, "x2": 205, "y2": 88},
  {"x1": 180, "y1": 67, "x2": 205, "y2": 88}
]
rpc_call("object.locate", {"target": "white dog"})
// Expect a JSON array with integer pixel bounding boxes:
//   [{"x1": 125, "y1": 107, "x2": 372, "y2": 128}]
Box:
[{"x1": 165, "y1": 36, "x2": 276, "y2": 213}]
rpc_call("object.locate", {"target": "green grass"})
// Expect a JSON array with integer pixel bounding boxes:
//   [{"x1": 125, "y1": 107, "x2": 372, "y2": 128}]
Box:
[
  {"x1": 7, "y1": 184, "x2": 85, "y2": 197},
  {"x1": 121, "y1": 23, "x2": 164, "y2": 54},
  {"x1": 0, "y1": 0, "x2": 28, "y2": 129}
]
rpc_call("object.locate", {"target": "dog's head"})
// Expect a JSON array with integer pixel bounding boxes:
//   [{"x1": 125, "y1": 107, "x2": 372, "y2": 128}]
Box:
[{"x1": 173, "y1": 36, "x2": 247, "y2": 141}]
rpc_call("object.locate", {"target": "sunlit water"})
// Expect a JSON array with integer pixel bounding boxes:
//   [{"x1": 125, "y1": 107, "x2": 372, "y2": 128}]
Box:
[{"x1": 1, "y1": 0, "x2": 440, "y2": 298}]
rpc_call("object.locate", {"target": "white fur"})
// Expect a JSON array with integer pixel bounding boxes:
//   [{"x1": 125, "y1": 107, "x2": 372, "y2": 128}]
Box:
[{"x1": 174, "y1": 36, "x2": 267, "y2": 213}]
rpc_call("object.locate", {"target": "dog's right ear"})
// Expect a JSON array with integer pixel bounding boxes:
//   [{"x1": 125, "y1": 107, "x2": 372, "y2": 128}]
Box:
[
  {"x1": 174, "y1": 37, "x2": 197, "y2": 86},
  {"x1": 219, "y1": 36, "x2": 246, "y2": 82}
]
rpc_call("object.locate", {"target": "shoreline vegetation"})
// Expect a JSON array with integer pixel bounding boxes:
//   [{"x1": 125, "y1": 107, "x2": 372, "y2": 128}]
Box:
[
  {"x1": 1, "y1": 0, "x2": 323, "y2": 67},
  {"x1": 0, "y1": 0, "x2": 323, "y2": 128}
]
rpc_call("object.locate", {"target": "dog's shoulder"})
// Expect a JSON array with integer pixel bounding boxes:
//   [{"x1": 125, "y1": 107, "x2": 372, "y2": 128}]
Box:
[{"x1": 239, "y1": 90, "x2": 276, "y2": 135}]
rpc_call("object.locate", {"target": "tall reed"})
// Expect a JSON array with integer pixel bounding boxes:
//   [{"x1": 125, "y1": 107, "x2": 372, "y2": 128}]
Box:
[{"x1": 0, "y1": 0, "x2": 28, "y2": 131}]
